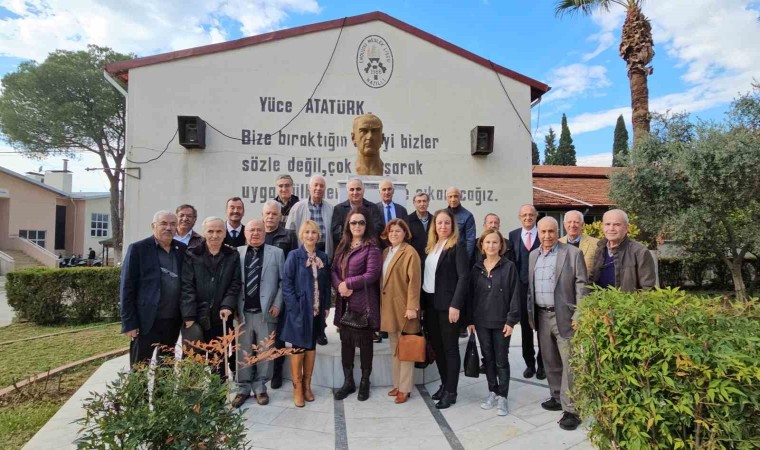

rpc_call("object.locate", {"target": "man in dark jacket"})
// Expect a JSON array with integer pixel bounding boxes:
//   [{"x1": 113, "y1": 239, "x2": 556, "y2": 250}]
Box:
[
  {"x1": 120, "y1": 211, "x2": 187, "y2": 367},
  {"x1": 408, "y1": 192, "x2": 431, "y2": 261},
  {"x1": 377, "y1": 179, "x2": 409, "y2": 227},
  {"x1": 224, "y1": 197, "x2": 246, "y2": 247},
  {"x1": 180, "y1": 216, "x2": 241, "y2": 379},
  {"x1": 589, "y1": 209, "x2": 656, "y2": 291},
  {"x1": 331, "y1": 178, "x2": 383, "y2": 245},
  {"x1": 273, "y1": 174, "x2": 299, "y2": 227},
  {"x1": 174, "y1": 204, "x2": 204, "y2": 249}
]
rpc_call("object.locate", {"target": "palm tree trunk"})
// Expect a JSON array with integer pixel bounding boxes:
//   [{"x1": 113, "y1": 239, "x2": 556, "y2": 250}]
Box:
[
  {"x1": 620, "y1": 5, "x2": 654, "y2": 146},
  {"x1": 629, "y1": 69, "x2": 650, "y2": 146}
]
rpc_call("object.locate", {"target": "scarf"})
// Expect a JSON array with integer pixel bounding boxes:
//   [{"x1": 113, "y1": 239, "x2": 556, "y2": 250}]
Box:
[{"x1": 305, "y1": 251, "x2": 324, "y2": 316}]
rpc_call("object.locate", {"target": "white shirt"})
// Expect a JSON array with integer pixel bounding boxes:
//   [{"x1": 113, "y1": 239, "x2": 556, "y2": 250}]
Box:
[
  {"x1": 383, "y1": 244, "x2": 401, "y2": 281},
  {"x1": 522, "y1": 226, "x2": 537, "y2": 248},
  {"x1": 226, "y1": 221, "x2": 243, "y2": 238},
  {"x1": 174, "y1": 230, "x2": 194, "y2": 246},
  {"x1": 422, "y1": 239, "x2": 447, "y2": 293}
]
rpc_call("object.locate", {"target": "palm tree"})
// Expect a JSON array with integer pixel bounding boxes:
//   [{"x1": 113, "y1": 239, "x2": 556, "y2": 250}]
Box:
[{"x1": 555, "y1": 0, "x2": 654, "y2": 146}]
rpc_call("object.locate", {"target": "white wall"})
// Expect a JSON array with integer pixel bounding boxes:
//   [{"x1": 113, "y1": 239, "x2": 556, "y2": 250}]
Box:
[{"x1": 123, "y1": 20, "x2": 535, "y2": 246}]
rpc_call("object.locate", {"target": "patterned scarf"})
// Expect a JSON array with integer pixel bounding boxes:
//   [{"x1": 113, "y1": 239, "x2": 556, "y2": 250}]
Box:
[{"x1": 306, "y1": 251, "x2": 324, "y2": 316}]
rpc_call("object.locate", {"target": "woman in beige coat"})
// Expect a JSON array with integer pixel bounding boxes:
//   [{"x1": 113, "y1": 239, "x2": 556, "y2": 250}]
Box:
[{"x1": 380, "y1": 218, "x2": 422, "y2": 404}]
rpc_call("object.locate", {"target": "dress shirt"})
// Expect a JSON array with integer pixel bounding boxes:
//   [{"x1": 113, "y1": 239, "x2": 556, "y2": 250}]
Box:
[
  {"x1": 174, "y1": 230, "x2": 194, "y2": 246},
  {"x1": 534, "y1": 244, "x2": 558, "y2": 307},
  {"x1": 522, "y1": 227, "x2": 537, "y2": 249},
  {"x1": 226, "y1": 222, "x2": 243, "y2": 240},
  {"x1": 382, "y1": 202, "x2": 396, "y2": 223},
  {"x1": 422, "y1": 239, "x2": 447, "y2": 294}
]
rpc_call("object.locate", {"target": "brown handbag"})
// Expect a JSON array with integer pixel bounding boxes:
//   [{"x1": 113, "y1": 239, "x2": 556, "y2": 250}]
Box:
[{"x1": 397, "y1": 319, "x2": 426, "y2": 362}]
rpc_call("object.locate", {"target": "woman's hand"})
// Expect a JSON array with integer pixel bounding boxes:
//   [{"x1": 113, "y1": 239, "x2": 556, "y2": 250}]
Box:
[
  {"x1": 338, "y1": 281, "x2": 352, "y2": 297},
  {"x1": 503, "y1": 324, "x2": 513, "y2": 337},
  {"x1": 467, "y1": 324, "x2": 475, "y2": 335},
  {"x1": 404, "y1": 309, "x2": 417, "y2": 320},
  {"x1": 448, "y1": 307, "x2": 460, "y2": 324}
]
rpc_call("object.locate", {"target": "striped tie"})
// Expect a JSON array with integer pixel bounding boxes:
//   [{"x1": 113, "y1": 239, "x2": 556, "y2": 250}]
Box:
[{"x1": 246, "y1": 248, "x2": 260, "y2": 298}]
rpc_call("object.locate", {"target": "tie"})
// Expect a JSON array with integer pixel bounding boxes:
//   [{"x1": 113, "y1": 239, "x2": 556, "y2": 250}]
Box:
[
  {"x1": 231, "y1": 230, "x2": 238, "y2": 240},
  {"x1": 246, "y1": 248, "x2": 260, "y2": 298},
  {"x1": 525, "y1": 231, "x2": 532, "y2": 250},
  {"x1": 386, "y1": 205, "x2": 392, "y2": 223}
]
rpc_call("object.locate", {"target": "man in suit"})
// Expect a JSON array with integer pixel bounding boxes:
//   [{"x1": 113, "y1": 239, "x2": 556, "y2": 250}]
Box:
[
  {"x1": 331, "y1": 177, "x2": 383, "y2": 246},
  {"x1": 377, "y1": 179, "x2": 409, "y2": 226},
  {"x1": 508, "y1": 204, "x2": 545, "y2": 380},
  {"x1": 120, "y1": 210, "x2": 187, "y2": 367},
  {"x1": 408, "y1": 192, "x2": 431, "y2": 261},
  {"x1": 528, "y1": 216, "x2": 587, "y2": 431},
  {"x1": 287, "y1": 175, "x2": 334, "y2": 262},
  {"x1": 224, "y1": 197, "x2": 246, "y2": 247},
  {"x1": 559, "y1": 210, "x2": 598, "y2": 273},
  {"x1": 232, "y1": 219, "x2": 285, "y2": 408}
]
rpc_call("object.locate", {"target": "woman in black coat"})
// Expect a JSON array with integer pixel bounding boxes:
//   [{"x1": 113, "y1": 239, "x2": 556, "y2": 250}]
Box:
[
  {"x1": 421, "y1": 209, "x2": 470, "y2": 409},
  {"x1": 467, "y1": 228, "x2": 520, "y2": 416}
]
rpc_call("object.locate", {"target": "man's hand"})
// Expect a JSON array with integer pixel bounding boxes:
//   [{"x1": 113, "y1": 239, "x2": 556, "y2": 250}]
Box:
[
  {"x1": 404, "y1": 309, "x2": 417, "y2": 320},
  {"x1": 503, "y1": 324, "x2": 513, "y2": 337},
  {"x1": 220, "y1": 309, "x2": 232, "y2": 321},
  {"x1": 184, "y1": 320, "x2": 195, "y2": 329},
  {"x1": 124, "y1": 329, "x2": 139, "y2": 339},
  {"x1": 448, "y1": 307, "x2": 460, "y2": 324},
  {"x1": 269, "y1": 306, "x2": 280, "y2": 318}
]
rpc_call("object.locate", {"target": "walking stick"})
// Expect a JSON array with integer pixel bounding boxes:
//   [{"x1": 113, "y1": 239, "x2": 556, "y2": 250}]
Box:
[{"x1": 223, "y1": 316, "x2": 232, "y2": 404}]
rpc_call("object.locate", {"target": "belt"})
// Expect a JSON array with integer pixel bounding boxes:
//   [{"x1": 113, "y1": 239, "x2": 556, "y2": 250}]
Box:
[
  {"x1": 536, "y1": 305, "x2": 555, "y2": 312},
  {"x1": 245, "y1": 308, "x2": 262, "y2": 313}
]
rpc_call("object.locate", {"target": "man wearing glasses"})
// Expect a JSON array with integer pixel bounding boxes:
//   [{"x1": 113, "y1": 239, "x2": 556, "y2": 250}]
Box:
[
  {"x1": 273, "y1": 174, "x2": 299, "y2": 226},
  {"x1": 174, "y1": 204, "x2": 203, "y2": 249},
  {"x1": 120, "y1": 211, "x2": 187, "y2": 367}
]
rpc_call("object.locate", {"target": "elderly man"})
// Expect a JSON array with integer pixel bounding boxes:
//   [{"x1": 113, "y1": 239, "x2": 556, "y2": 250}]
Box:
[
  {"x1": 120, "y1": 211, "x2": 187, "y2": 367},
  {"x1": 590, "y1": 209, "x2": 656, "y2": 291},
  {"x1": 224, "y1": 197, "x2": 246, "y2": 247},
  {"x1": 508, "y1": 204, "x2": 544, "y2": 380},
  {"x1": 174, "y1": 204, "x2": 203, "y2": 249},
  {"x1": 233, "y1": 219, "x2": 285, "y2": 408},
  {"x1": 559, "y1": 210, "x2": 598, "y2": 273},
  {"x1": 407, "y1": 192, "x2": 431, "y2": 260},
  {"x1": 287, "y1": 175, "x2": 334, "y2": 262},
  {"x1": 180, "y1": 216, "x2": 241, "y2": 378},
  {"x1": 377, "y1": 179, "x2": 409, "y2": 226},
  {"x1": 528, "y1": 217, "x2": 587, "y2": 431},
  {"x1": 273, "y1": 174, "x2": 299, "y2": 226},
  {"x1": 331, "y1": 177, "x2": 384, "y2": 246},
  {"x1": 446, "y1": 187, "x2": 476, "y2": 259}
]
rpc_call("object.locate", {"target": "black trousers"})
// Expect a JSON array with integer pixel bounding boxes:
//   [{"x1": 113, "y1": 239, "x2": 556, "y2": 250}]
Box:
[
  {"x1": 129, "y1": 317, "x2": 182, "y2": 367},
  {"x1": 518, "y1": 282, "x2": 543, "y2": 371},
  {"x1": 424, "y1": 300, "x2": 461, "y2": 394},
  {"x1": 204, "y1": 321, "x2": 234, "y2": 380},
  {"x1": 476, "y1": 326, "x2": 512, "y2": 398}
]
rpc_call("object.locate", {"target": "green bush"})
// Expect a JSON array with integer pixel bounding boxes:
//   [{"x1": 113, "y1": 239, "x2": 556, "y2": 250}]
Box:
[
  {"x1": 572, "y1": 288, "x2": 760, "y2": 450},
  {"x1": 6, "y1": 267, "x2": 120, "y2": 324}
]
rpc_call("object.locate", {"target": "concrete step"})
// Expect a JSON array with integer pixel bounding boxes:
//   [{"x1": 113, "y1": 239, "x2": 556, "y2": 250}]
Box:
[{"x1": 0, "y1": 249, "x2": 46, "y2": 270}]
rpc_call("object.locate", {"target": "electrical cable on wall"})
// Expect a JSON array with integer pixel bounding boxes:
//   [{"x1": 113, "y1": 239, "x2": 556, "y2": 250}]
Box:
[
  {"x1": 126, "y1": 129, "x2": 177, "y2": 164},
  {"x1": 488, "y1": 60, "x2": 537, "y2": 145}
]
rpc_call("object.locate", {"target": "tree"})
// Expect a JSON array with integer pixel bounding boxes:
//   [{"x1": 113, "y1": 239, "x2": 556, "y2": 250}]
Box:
[
  {"x1": 543, "y1": 127, "x2": 559, "y2": 165},
  {"x1": 0, "y1": 45, "x2": 131, "y2": 259},
  {"x1": 532, "y1": 141, "x2": 541, "y2": 165},
  {"x1": 555, "y1": 0, "x2": 654, "y2": 146},
  {"x1": 609, "y1": 88, "x2": 760, "y2": 301},
  {"x1": 556, "y1": 113, "x2": 577, "y2": 165},
  {"x1": 612, "y1": 114, "x2": 630, "y2": 166}
]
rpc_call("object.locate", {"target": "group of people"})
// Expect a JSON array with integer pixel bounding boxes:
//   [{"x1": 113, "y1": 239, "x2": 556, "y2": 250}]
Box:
[{"x1": 119, "y1": 170, "x2": 656, "y2": 430}]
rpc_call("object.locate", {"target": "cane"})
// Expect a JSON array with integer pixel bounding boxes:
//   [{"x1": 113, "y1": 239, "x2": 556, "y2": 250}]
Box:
[{"x1": 223, "y1": 315, "x2": 232, "y2": 404}]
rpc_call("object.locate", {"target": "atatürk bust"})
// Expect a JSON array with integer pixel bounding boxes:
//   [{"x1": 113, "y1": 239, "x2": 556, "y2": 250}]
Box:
[{"x1": 352, "y1": 113, "x2": 384, "y2": 176}]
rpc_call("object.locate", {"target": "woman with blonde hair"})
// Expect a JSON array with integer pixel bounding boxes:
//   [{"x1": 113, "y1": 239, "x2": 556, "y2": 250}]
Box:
[
  {"x1": 380, "y1": 218, "x2": 421, "y2": 404},
  {"x1": 281, "y1": 220, "x2": 331, "y2": 407},
  {"x1": 421, "y1": 209, "x2": 470, "y2": 409}
]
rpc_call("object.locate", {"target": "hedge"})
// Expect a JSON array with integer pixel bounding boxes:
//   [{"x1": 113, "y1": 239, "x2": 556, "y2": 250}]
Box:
[
  {"x1": 572, "y1": 288, "x2": 759, "y2": 449},
  {"x1": 6, "y1": 267, "x2": 120, "y2": 324}
]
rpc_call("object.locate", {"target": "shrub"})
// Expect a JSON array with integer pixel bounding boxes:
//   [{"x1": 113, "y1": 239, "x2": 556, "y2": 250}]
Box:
[
  {"x1": 572, "y1": 288, "x2": 760, "y2": 450},
  {"x1": 6, "y1": 267, "x2": 120, "y2": 324}
]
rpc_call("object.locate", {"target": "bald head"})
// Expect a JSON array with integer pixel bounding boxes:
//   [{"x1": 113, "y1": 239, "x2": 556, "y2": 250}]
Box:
[
  {"x1": 244, "y1": 219, "x2": 265, "y2": 247},
  {"x1": 603, "y1": 209, "x2": 629, "y2": 246},
  {"x1": 563, "y1": 210, "x2": 585, "y2": 241},
  {"x1": 518, "y1": 204, "x2": 538, "y2": 231},
  {"x1": 309, "y1": 175, "x2": 326, "y2": 203},
  {"x1": 380, "y1": 179, "x2": 394, "y2": 203},
  {"x1": 537, "y1": 216, "x2": 559, "y2": 251},
  {"x1": 446, "y1": 186, "x2": 461, "y2": 208}
]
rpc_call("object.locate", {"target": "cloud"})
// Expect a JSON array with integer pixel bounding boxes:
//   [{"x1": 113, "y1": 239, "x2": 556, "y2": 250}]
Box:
[
  {"x1": 581, "y1": 7, "x2": 625, "y2": 62},
  {"x1": 542, "y1": 63, "x2": 612, "y2": 103},
  {"x1": 0, "y1": 146, "x2": 112, "y2": 192},
  {"x1": 576, "y1": 152, "x2": 612, "y2": 167},
  {"x1": 0, "y1": 0, "x2": 321, "y2": 61}
]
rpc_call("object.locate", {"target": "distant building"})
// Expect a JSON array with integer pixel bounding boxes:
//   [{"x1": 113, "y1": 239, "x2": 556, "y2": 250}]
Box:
[{"x1": 0, "y1": 161, "x2": 112, "y2": 271}]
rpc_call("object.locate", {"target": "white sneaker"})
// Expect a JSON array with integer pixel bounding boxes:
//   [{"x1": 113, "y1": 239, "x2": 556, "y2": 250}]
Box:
[
  {"x1": 497, "y1": 396, "x2": 508, "y2": 416},
  {"x1": 480, "y1": 392, "x2": 497, "y2": 410}
]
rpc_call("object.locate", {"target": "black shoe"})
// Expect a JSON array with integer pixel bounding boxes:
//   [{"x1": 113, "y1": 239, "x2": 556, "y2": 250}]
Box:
[
  {"x1": 536, "y1": 366, "x2": 546, "y2": 380},
  {"x1": 541, "y1": 397, "x2": 563, "y2": 411},
  {"x1": 357, "y1": 370, "x2": 371, "y2": 401},
  {"x1": 559, "y1": 412, "x2": 582, "y2": 430},
  {"x1": 523, "y1": 367, "x2": 536, "y2": 378},
  {"x1": 334, "y1": 367, "x2": 356, "y2": 400},
  {"x1": 431, "y1": 384, "x2": 445, "y2": 401},
  {"x1": 373, "y1": 332, "x2": 383, "y2": 344},
  {"x1": 231, "y1": 393, "x2": 249, "y2": 408},
  {"x1": 435, "y1": 391, "x2": 457, "y2": 409},
  {"x1": 379, "y1": 331, "x2": 388, "y2": 338},
  {"x1": 317, "y1": 335, "x2": 328, "y2": 346},
  {"x1": 270, "y1": 375, "x2": 282, "y2": 389}
]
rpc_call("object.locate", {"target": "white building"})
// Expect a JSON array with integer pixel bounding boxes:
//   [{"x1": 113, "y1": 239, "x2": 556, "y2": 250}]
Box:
[{"x1": 105, "y1": 11, "x2": 550, "y2": 246}]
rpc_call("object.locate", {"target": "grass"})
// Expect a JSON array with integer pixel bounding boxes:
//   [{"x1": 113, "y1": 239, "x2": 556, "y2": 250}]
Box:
[
  {"x1": 0, "y1": 320, "x2": 118, "y2": 343},
  {"x1": 0, "y1": 322, "x2": 126, "y2": 387},
  {"x1": 0, "y1": 360, "x2": 103, "y2": 450}
]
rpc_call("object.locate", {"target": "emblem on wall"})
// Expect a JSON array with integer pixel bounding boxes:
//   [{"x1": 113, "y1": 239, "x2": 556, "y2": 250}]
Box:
[{"x1": 356, "y1": 35, "x2": 394, "y2": 89}]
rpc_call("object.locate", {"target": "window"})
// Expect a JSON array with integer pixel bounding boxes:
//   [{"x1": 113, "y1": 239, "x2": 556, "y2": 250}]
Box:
[
  {"x1": 91, "y1": 213, "x2": 109, "y2": 237},
  {"x1": 19, "y1": 230, "x2": 46, "y2": 247}
]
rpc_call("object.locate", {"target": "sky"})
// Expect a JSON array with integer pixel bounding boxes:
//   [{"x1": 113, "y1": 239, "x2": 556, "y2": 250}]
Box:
[{"x1": 0, "y1": 0, "x2": 758, "y2": 191}]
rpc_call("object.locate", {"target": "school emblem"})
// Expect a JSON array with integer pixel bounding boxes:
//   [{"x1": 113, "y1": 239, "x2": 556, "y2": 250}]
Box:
[{"x1": 356, "y1": 35, "x2": 394, "y2": 89}]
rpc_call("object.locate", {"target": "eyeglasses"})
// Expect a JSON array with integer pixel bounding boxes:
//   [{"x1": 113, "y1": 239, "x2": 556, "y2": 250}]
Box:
[{"x1": 349, "y1": 220, "x2": 366, "y2": 226}]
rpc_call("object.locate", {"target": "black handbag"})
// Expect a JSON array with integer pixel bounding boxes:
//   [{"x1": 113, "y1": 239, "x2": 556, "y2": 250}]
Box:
[
  {"x1": 414, "y1": 317, "x2": 437, "y2": 369},
  {"x1": 338, "y1": 266, "x2": 370, "y2": 329},
  {"x1": 464, "y1": 333, "x2": 481, "y2": 378}
]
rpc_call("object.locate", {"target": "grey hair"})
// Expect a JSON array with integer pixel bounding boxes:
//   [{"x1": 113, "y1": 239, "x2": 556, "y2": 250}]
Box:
[
  {"x1": 275, "y1": 174, "x2": 293, "y2": 184},
  {"x1": 309, "y1": 175, "x2": 326, "y2": 186},
  {"x1": 445, "y1": 186, "x2": 461, "y2": 195},
  {"x1": 263, "y1": 199, "x2": 282, "y2": 212},
  {"x1": 519, "y1": 204, "x2": 538, "y2": 216},
  {"x1": 564, "y1": 210, "x2": 584, "y2": 222},
  {"x1": 152, "y1": 210, "x2": 175, "y2": 223},
  {"x1": 605, "y1": 209, "x2": 629, "y2": 224},
  {"x1": 537, "y1": 216, "x2": 559, "y2": 230},
  {"x1": 483, "y1": 213, "x2": 500, "y2": 224},
  {"x1": 347, "y1": 177, "x2": 364, "y2": 188},
  {"x1": 201, "y1": 216, "x2": 225, "y2": 232},
  {"x1": 413, "y1": 192, "x2": 429, "y2": 201}
]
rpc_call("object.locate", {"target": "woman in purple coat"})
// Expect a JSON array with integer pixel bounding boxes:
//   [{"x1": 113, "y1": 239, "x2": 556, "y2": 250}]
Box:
[{"x1": 332, "y1": 207, "x2": 382, "y2": 401}]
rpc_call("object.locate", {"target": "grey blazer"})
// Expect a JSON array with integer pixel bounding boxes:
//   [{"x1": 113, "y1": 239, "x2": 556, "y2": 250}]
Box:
[
  {"x1": 527, "y1": 242, "x2": 588, "y2": 339},
  {"x1": 286, "y1": 198, "x2": 334, "y2": 262},
  {"x1": 237, "y1": 244, "x2": 285, "y2": 324}
]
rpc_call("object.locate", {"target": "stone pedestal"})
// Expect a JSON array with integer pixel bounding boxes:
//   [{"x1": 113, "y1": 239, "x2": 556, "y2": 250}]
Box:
[{"x1": 336, "y1": 176, "x2": 408, "y2": 204}]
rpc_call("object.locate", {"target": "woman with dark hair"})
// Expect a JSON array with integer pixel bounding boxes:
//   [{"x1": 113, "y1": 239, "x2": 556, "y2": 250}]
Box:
[
  {"x1": 421, "y1": 209, "x2": 470, "y2": 409},
  {"x1": 380, "y1": 218, "x2": 421, "y2": 404},
  {"x1": 332, "y1": 207, "x2": 382, "y2": 401},
  {"x1": 467, "y1": 228, "x2": 520, "y2": 416},
  {"x1": 280, "y1": 220, "x2": 331, "y2": 407}
]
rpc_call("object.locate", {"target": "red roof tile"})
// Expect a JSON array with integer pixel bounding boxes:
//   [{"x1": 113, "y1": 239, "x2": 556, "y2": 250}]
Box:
[
  {"x1": 532, "y1": 165, "x2": 621, "y2": 178},
  {"x1": 532, "y1": 169, "x2": 614, "y2": 208}
]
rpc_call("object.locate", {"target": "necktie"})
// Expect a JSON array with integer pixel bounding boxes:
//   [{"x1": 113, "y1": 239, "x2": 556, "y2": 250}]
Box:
[
  {"x1": 246, "y1": 248, "x2": 260, "y2": 297},
  {"x1": 231, "y1": 230, "x2": 238, "y2": 240},
  {"x1": 525, "y1": 231, "x2": 532, "y2": 250},
  {"x1": 386, "y1": 205, "x2": 392, "y2": 223}
]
